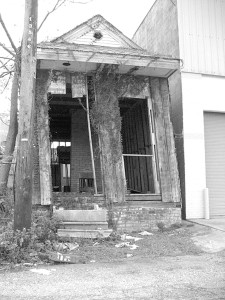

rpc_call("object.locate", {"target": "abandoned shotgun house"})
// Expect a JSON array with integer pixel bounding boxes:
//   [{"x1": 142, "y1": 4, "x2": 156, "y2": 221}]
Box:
[{"x1": 35, "y1": 15, "x2": 181, "y2": 232}]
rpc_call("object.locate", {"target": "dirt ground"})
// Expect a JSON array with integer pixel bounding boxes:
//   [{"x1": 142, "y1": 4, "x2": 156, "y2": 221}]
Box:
[
  {"x1": 60, "y1": 222, "x2": 203, "y2": 263},
  {"x1": 0, "y1": 221, "x2": 225, "y2": 299}
]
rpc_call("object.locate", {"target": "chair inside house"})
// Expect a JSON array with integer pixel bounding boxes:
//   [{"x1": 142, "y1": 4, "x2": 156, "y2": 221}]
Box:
[{"x1": 79, "y1": 172, "x2": 94, "y2": 193}]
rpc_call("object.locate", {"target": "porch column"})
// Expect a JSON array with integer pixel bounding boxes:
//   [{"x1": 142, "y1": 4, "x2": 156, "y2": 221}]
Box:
[
  {"x1": 99, "y1": 120, "x2": 126, "y2": 204},
  {"x1": 149, "y1": 77, "x2": 180, "y2": 203},
  {"x1": 36, "y1": 69, "x2": 52, "y2": 205},
  {"x1": 93, "y1": 66, "x2": 126, "y2": 204}
]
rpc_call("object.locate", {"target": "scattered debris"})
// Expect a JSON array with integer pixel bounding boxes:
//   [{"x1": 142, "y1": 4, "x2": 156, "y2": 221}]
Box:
[
  {"x1": 53, "y1": 242, "x2": 79, "y2": 252},
  {"x1": 138, "y1": 231, "x2": 153, "y2": 236},
  {"x1": 115, "y1": 241, "x2": 139, "y2": 250},
  {"x1": 23, "y1": 263, "x2": 36, "y2": 267},
  {"x1": 126, "y1": 254, "x2": 133, "y2": 258},
  {"x1": 121, "y1": 234, "x2": 143, "y2": 242},
  {"x1": 93, "y1": 242, "x2": 100, "y2": 246},
  {"x1": 115, "y1": 242, "x2": 131, "y2": 248},
  {"x1": 48, "y1": 251, "x2": 85, "y2": 264},
  {"x1": 129, "y1": 244, "x2": 139, "y2": 250},
  {"x1": 30, "y1": 269, "x2": 52, "y2": 275}
]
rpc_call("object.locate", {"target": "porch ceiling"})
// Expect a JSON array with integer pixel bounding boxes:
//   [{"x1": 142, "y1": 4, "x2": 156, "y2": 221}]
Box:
[{"x1": 37, "y1": 42, "x2": 180, "y2": 78}]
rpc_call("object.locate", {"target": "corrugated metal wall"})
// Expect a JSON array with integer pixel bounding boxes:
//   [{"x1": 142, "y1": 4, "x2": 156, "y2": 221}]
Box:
[
  {"x1": 178, "y1": 0, "x2": 225, "y2": 76},
  {"x1": 204, "y1": 112, "x2": 225, "y2": 217}
]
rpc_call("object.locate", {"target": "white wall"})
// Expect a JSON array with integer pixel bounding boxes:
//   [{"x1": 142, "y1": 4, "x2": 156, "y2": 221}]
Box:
[{"x1": 182, "y1": 72, "x2": 225, "y2": 218}]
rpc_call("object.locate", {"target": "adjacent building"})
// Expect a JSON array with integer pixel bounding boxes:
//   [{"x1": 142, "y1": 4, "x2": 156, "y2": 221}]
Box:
[{"x1": 133, "y1": 0, "x2": 225, "y2": 219}]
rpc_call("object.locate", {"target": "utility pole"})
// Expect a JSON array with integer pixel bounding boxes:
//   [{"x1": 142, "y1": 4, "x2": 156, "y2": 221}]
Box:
[{"x1": 14, "y1": 0, "x2": 38, "y2": 231}]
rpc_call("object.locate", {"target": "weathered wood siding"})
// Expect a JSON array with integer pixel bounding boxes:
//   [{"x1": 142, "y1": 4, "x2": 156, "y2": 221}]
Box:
[
  {"x1": 150, "y1": 77, "x2": 180, "y2": 203},
  {"x1": 133, "y1": 0, "x2": 179, "y2": 57}
]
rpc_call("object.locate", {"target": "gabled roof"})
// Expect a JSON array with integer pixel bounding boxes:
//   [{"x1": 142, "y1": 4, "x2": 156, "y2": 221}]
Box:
[
  {"x1": 52, "y1": 14, "x2": 142, "y2": 50},
  {"x1": 37, "y1": 15, "x2": 180, "y2": 78}
]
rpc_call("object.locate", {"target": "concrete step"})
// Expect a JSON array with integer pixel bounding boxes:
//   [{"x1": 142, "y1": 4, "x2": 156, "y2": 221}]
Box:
[
  {"x1": 59, "y1": 221, "x2": 109, "y2": 230},
  {"x1": 54, "y1": 209, "x2": 107, "y2": 222},
  {"x1": 57, "y1": 229, "x2": 113, "y2": 239}
]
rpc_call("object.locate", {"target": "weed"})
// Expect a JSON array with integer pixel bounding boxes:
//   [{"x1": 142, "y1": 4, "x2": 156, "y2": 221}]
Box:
[{"x1": 0, "y1": 211, "x2": 61, "y2": 264}]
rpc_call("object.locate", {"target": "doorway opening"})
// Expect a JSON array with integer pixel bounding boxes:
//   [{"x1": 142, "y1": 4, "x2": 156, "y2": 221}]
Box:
[
  {"x1": 120, "y1": 98, "x2": 159, "y2": 194},
  {"x1": 49, "y1": 80, "x2": 102, "y2": 194}
]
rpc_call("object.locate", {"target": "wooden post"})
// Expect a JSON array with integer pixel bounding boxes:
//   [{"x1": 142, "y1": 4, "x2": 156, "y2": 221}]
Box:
[
  {"x1": 14, "y1": 0, "x2": 38, "y2": 231},
  {"x1": 99, "y1": 123, "x2": 126, "y2": 204},
  {"x1": 147, "y1": 96, "x2": 160, "y2": 194},
  {"x1": 36, "y1": 69, "x2": 52, "y2": 205},
  {"x1": 32, "y1": 107, "x2": 41, "y2": 205},
  {"x1": 94, "y1": 76, "x2": 126, "y2": 204},
  {"x1": 149, "y1": 77, "x2": 180, "y2": 202},
  {"x1": 85, "y1": 76, "x2": 98, "y2": 195}
]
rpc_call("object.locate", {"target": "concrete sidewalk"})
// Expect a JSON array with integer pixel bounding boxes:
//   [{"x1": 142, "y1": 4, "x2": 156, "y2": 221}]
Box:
[{"x1": 189, "y1": 218, "x2": 225, "y2": 232}]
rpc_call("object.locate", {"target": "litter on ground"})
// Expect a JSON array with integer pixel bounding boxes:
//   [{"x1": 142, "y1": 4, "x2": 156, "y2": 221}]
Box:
[
  {"x1": 126, "y1": 254, "x2": 133, "y2": 258},
  {"x1": 121, "y1": 234, "x2": 143, "y2": 242},
  {"x1": 115, "y1": 242, "x2": 131, "y2": 248},
  {"x1": 115, "y1": 242, "x2": 139, "y2": 250},
  {"x1": 138, "y1": 231, "x2": 153, "y2": 236},
  {"x1": 30, "y1": 269, "x2": 52, "y2": 275},
  {"x1": 129, "y1": 244, "x2": 139, "y2": 250},
  {"x1": 93, "y1": 242, "x2": 100, "y2": 246},
  {"x1": 53, "y1": 242, "x2": 79, "y2": 252}
]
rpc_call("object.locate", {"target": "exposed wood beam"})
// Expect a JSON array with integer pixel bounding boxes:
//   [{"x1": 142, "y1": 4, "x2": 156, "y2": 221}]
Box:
[{"x1": 37, "y1": 48, "x2": 180, "y2": 72}]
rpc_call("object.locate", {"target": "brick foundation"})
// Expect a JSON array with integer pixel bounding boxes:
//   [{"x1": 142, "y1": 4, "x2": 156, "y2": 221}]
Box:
[
  {"x1": 53, "y1": 192, "x2": 181, "y2": 232},
  {"x1": 109, "y1": 204, "x2": 181, "y2": 232}
]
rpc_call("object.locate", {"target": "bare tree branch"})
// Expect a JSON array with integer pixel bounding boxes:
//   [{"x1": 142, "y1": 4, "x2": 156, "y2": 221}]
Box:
[
  {"x1": 0, "y1": 42, "x2": 15, "y2": 57},
  {"x1": 0, "y1": 71, "x2": 12, "y2": 79},
  {"x1": 0, "y1": 14, "x2": 17, "y2": 53},
  {"x1": 0, "y1": 116, "x2": 9, "y2": 126},
  {"x1": 38, "y1": 0, "x2": 94, "y2": 32},
  {"x1": 0, "y1": 56, "x2": 15, "y2": 61},
  {"x1": 38, "y1": 0, "x2": 66, "y2": 32},
  {"x1": 68, "y1": 0, "x2": 94, "y2": 3},
  {"x1": 0, "y1": 59, "x2": 11, "y2": 72}
]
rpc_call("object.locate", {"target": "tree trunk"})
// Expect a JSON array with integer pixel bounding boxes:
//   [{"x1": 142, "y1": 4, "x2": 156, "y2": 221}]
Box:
[
  {"x1": 14, "y1": 0, "x2": 38, "y2": 231},
  {"x1": 0, "y1": 71, "x2": 18, "y2": 195}
]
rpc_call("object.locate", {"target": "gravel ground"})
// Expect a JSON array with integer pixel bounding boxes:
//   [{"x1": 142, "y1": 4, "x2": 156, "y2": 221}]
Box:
[
  {"x1": 0, "y1": 222, "x2": 225, "y2": 299},
  {"x1": 0, "y1": 253, "x2": 225, "y2": 299}
]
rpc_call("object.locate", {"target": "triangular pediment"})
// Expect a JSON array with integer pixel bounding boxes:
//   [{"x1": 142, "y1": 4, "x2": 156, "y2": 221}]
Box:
[{"x1": 52, "y1": 15, "x2": 142, "y2": 50}]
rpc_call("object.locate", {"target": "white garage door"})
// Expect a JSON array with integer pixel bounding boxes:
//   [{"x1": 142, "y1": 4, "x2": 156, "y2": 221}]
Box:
[{"x1": 204, "y1": 112, "x2": 225, "y2": 217}]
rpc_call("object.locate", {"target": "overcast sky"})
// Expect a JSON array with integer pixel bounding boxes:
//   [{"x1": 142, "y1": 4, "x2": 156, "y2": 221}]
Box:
[
  {"x1": 0, "y1": 0, "x2": 155, "y2": 113},
  {"x1": 1, "y1": 0, "x2": 155, "y2": 45}
]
